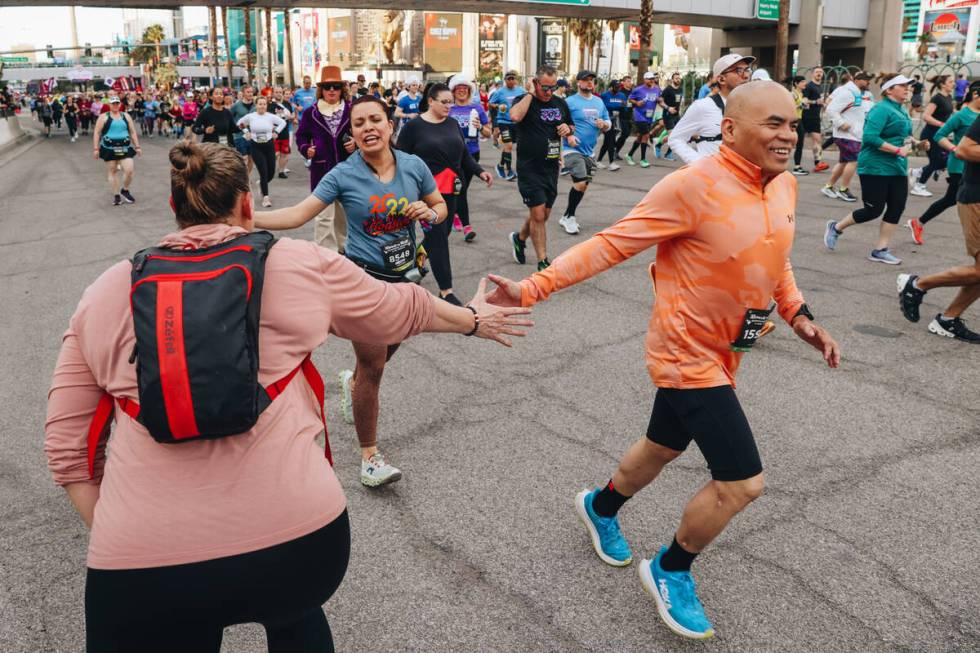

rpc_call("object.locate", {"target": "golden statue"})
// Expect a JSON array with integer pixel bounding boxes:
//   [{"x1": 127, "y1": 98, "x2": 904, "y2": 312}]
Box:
[{"x1": 381, "y1": 10, "x2": 405, "y2": 65}]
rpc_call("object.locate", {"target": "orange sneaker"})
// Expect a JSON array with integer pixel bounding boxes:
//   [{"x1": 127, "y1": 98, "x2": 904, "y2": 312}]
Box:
[
  {"x1": 813, "y1": 161, "x2": 830, "y2": 172},
  {"x1": 907, "y1": 218, "x2": 924, "y2": 245}
]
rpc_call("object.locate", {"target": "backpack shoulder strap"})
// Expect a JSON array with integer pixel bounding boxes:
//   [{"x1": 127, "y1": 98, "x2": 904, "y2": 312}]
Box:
[
  {"x1": 100, "y1": 114, "x2": 113, "y2": 137},
  {"x1": 711, "y1": 93, "x2": 726, "y2": 115}
]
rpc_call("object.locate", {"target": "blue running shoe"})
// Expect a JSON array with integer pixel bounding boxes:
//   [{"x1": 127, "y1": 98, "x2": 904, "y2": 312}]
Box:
[
  {"x1": 506, "y1": 170, "x2": 517, "y2": 182},
  {"x1": 639, "y1": 547, "x2": 714, "y2": 639},
  {"x1": 655, "y1": 145, "x2": 662, "y2": 159},
  {"x1": 869, "y1": 248, "x2": 902, "y2": 265},
  {"x1": 495, "y1": 163, "x2": 507, "y2": 179},
  {"x1": 824, "y1": 220, "x2": 840, "y2": 251},
  {"x1": 574, "y1": 488, "x2": 632, "y2": 567}
]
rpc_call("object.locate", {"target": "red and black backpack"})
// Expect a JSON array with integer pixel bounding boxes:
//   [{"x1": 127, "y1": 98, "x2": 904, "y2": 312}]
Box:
[{"x1": 86, "y1": 231, "x2": 331, "y2": 477}]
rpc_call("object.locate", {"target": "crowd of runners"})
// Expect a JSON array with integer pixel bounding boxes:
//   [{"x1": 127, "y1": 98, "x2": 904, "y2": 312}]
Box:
[{"x1": 35, "y1": 52, "x2": 980, "y2": 652}]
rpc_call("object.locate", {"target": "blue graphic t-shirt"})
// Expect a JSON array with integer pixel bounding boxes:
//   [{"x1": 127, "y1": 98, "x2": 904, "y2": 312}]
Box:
[
  {"x1": 448, "y1": 103, "x2": 489, "y2": 155},
  {"x1": 313, "y1": 150, "x2": 436, "y2": 270},
  {"x1": 629, "y1": 84, "x2": 662, "y2": 123},
  {"x1": 564, "y1": 93, "x2": 609, "y2": 157},
  {"x1": 489, "y1": 86, "x2": 526, "y2": 124},
  {"x1": 292, "y1": 87, "x2": 317, "y2": 117},
  {"x1": 600, "y1": 90, "x2": 627, "y2": 115},
  {"x1": 397, "y1": 93, "x2": 422, "y2": 126}
]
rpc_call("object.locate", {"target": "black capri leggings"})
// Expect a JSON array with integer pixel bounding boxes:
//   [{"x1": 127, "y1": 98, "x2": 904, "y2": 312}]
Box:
[
  {"x1": 853, "y1": 174, "x2": 908, "y2": 225},
  {"x1": 920, "y1": 172, "x2": 961, "y2": 224},
  {"x1": 917, "y1": 128, "x2": 947, "y2": 184},
  {"x1": 458, "y1": 152, "x2": 478, "y2": 228},
  {"x1": 794, "y1": 121, "x2": 806, "y2": 166},
  {"x1": 86, "y1": 511, "x2": 350, "y2": 653},
  {"x1": 598, "y1": 126, "x2": 619, "y2": 164},
  {"x1": 424, "y1": 194, "x2": 457, "y2": 291},
  {"x1": 250, "y1": 140, "x2": 277, "y2": 197}
]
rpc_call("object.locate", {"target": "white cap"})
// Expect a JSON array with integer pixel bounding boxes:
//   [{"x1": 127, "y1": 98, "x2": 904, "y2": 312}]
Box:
[
  {"x1": 643, "y1": 71, "x2": 657, "y2": 80},
  {"x1": 712, "y1": 53, "x2": 757, "y2": 78},
  {"x1": 751, "y1": 68, "x2": 771, "y2": 81},
  {"x1": 881, "y1": 74, "x2": 913, "y2": 92},
  {"x1": 448, "y1": 73, "x2": 476, "y2": 97},
  {"x1": 406, "y1": 77, "x2": 421, "y2": 86}
]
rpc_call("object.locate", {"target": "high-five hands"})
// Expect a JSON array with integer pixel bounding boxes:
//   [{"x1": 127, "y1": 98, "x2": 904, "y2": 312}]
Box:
[
  {"x1": 485, "y1": 274, "x2": 524, "y2": 308},
  {"x1": 468, "y1": 278, "x2": 533, "y2": 347},
  {"x1": 792, "y1": 317, "x2": 841, "y2": 368}
]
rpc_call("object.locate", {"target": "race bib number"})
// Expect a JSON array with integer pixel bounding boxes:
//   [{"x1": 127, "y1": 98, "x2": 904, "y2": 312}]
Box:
[
  {"x1": 547, "y1": 139, "x2": 560, "y2": 160},
  {"x1": 645, "y1": 109, "x2": 654, "y2": 119},
  {"x1": 253, "y1": 134, "x2": 271, "y2": 144},
  {"x1": 381, "y1": 236, "x2": 414, "y2": 272},
  {"x1": 730, "y1": 307, "x2": 774, "y2": 352}
]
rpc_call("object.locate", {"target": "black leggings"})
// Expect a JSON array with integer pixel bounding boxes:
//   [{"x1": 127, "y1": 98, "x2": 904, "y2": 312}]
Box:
[
  {"x1": 458, "y1": 152, "x2": 478, "y2": 228},
  {"x1": 86, "y1": 511, "x2": 350, "y2": 653},
  {"x1": 615, "y1": 115, "x2": 632, "y2": 152},
  {"x1": 424, "y1": 194, "x2": 457, "y2": 291},
  {"x1": 794, "y1": 121, "x2": 806, "y2": 166},
  {"x1": 66, "y1": 115, "x2": 78, "y2": 138},
  {"x1": 920, "y1": 173, "x2": 961, "y2": 224},
  {"x1": 918, "y1": 129, "x2": 947, "y2": 184},
  {"x1": 853, "y1": 174, "x2": 908, "y2": 225},
  {"x1": 598, "y1": 127, "x2": 619, "y2": 163},
  {"x1": 250, "y1": 140, "x2": 277, "y2": 196}
]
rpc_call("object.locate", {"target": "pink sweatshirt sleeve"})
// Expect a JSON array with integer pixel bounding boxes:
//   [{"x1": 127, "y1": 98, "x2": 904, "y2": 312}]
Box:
[
  {"x1": 45, "y1": 321, "x2": 107, "y2": 486},
  {"x1": 317, "y1": 247, "x2": 435, "y2": 343}
]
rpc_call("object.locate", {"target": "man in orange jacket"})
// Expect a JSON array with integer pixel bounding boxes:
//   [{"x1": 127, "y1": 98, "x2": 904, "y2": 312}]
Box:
[{"x1": 488, "y1": 81, "x2": 840, "y2": 640}]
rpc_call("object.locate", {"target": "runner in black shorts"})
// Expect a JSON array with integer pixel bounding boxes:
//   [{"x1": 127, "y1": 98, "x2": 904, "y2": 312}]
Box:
[{"x1": 507, "y1": 64, "x2": 575, "y2": 271}]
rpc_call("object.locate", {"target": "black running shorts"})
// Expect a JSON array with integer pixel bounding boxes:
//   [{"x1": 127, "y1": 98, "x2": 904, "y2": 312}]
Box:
[
  {"x1": 646, "y1": 386, "x2": 763, "y2": 482},
  {"x1": 517, "y1": 165, "x2": 558, "y2": 208},
  {"x1": 634, "y1": 121, "x2": 653, "y2": 135}
]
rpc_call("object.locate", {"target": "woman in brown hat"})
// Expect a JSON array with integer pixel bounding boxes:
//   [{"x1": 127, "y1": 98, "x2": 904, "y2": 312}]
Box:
[{"x1": 295, "y1": 66, "x2": 356, "y2": 251}]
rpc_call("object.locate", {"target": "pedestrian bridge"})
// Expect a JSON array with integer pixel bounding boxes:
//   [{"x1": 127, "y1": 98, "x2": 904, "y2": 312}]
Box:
[{"x1": 25, "y1": 0, "x2": 871, "y2": 31}]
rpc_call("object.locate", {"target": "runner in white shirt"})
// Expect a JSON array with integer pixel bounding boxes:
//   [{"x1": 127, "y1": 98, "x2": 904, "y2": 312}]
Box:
[
  {"x1": 237, "y1": 96, "x2": 287, "y2": 207},
  {"x1": 820, "y1": 71, "x2": 874, "y2": 202},
  {"x1": 667, "y1": 54, "x2": 754, "y2": 164}
]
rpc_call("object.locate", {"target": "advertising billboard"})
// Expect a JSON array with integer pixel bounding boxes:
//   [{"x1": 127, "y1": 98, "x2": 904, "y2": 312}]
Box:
[
  {"x1": 424, "y1": 13, "x2": 463, "y2": 73},
  {"x1": 327, "y1": 16, "x2": 352, "y2": 67},
  {"x1": 479, "y1": 14, "x2": 506, "y2": 76},
  {"x1": 539, "y1": 19, "x2": 566, "y2": 72}
]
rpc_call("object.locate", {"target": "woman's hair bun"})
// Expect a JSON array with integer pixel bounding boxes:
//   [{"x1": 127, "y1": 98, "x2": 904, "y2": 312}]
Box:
[{"x1": 169, "y1": 141, "x2": 207, "y2": 182}]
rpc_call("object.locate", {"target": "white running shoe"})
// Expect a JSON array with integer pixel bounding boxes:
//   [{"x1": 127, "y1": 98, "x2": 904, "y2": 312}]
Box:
[
  {"x1": 361, "y1": 451, "x2": 402, "y2": 487},
  {"x1": 910, "y1": 183, "x2": 933, "y2": 197},
  {"x1": 909, "y1": 167, "x2": 921, "y2": 187},
  {"x1": 595, "y1": 161, "x2": 607, "y2": 169},
  {"x1": 338, "y1": 369, "x2": 354, "y2": 424},
  {"x1": 608, "y1": 162, "x2": 621, "y2": 171},
  {"x1": 559, "y1": 214, "x2": 581, "y2": 235},
  {"x1": 283, "y1": 167, "x2": 291, "y2": 174},
  {"x1": 820, "y1": 185, "x2": 838, "y2": 199},
  {"x1": 261, "y1": 196, "x2": 272, "y2": 207}
]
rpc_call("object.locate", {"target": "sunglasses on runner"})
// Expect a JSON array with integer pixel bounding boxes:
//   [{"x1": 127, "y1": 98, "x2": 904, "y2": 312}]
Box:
[
  {"x1": 320, "y1": 83, "x2": 344, "y2": 91},
  {"x1": 535, "y1": 81, "x2": 557, "y2": 92}
]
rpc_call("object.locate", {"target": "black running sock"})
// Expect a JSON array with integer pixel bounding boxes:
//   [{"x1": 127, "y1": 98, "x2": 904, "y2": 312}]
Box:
[
  {"x1": 591, "y1": 479, "x2": 631, "y2": 517},
  {"x1": 628, "y1": 140, "x2": 640, "y2": 156},
  {"x1": 659, "y1": 536, "x2": 698, "y2": 572},
  {"x1": 501, "y1": 151, "x2": 512, "y2": 171},
  {"x1": 566, "y1": 188, "x2": 584, "y2": 217},
  {"x1": 640, "y1": 143, "x2": 648, "y2": 160}
]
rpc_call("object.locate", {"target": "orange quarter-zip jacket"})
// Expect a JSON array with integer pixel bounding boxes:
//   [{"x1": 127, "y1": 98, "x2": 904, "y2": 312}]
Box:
[{"x1": 521, "y1": 145, "x2": 805, "y2": 389}]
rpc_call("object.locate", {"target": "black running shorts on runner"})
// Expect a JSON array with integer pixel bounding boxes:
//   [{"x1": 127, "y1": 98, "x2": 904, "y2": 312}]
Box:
[
  {"x1": 634, "y1": 121, "x2": 653, "y2": 135},
  {"x1": 646, "y1": 386, "x2": 763, "y2": 482},
  {"x1": 802, "y1": 115, "x2": 821, "y2": 135},
  {"x1": 517, "y1": 165, "x2": 558, "y2": 208},
  {"x1": 499, "y1": 125, "x2": 517, "y2": 144}
]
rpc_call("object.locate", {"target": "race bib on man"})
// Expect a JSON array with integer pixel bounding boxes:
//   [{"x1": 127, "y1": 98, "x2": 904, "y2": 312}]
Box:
[
  {"x1": 730, "y1": 307, "x2": 774, "y2": 352},
  {"x1": 547, "y1": 139, "x2": 560, "y2": 159}
]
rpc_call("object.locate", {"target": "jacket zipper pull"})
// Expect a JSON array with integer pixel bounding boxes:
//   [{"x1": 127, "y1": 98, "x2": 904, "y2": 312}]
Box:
[
  {"x1": 135, "y1": 255, "x2": 146, "y2": 273},
  {"x1": 128, "y1": 344, "x2": 138, "y2": 365}
]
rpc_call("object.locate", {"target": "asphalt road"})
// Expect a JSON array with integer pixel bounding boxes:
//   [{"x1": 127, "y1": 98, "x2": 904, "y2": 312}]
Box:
[{"x1": 1, "y1": 117, "x2": 977, "y2": 652}]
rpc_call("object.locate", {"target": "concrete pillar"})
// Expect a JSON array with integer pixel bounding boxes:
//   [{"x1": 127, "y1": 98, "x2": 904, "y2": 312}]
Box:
[
  {"x1": 708, "y1": 28, "x2": 725, "y2": 64},
  {"x1": 462, "y1": 13, "x2": 478, "y2": 75},
  {"x1": 797, "y1": 0, "x2": 823, "y2": 69},
  {"x1": 507, "y1": 15, "x2": 521, "y2": 74},
  {"x1": 965, "y1": 7, "x2": 979, "y2": 63},
  {"x1": 862, "y1": 0, "x2": 902, "y2": 74}
]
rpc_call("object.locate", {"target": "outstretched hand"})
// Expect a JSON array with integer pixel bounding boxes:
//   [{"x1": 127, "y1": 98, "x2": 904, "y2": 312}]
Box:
[
  {"x1": 792, "y1": 318, "x2": 840, "y2": 368},
  {"x1": 485, "y1": 274, "x2": 523, "y2": 308},
  {"x1": 469, "y1": 278, "x2": 533, "y2": 347}
]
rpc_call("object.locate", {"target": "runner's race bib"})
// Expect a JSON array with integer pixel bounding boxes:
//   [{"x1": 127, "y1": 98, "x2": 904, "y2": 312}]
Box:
[
  {"x1": 547, "y1": 139, "x2": 560, "y2": 159},
  {"x1": 730, "y1": 307, "x2": 774, "y2": 352},
  {"x1": 645, "y1": 109, "x2": 654, "y2": 119},
  {"x1": 104, "y1": 138, "x2": 131, "y2": 158},
  {"x1": 381, "y1": 236, "x2": 414, "y2": 272},
  {"x1": 253, "y1": 133, "x2": 271, "y2": 144}
]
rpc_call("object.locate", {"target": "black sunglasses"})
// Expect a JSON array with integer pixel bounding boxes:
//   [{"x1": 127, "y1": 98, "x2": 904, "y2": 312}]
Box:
[
  {"x1": 320, "y1": 83, "x2": 344, "y2": 91},
  {"x1": 535, "y1": 81, "x2": 557, "y2": 92}
]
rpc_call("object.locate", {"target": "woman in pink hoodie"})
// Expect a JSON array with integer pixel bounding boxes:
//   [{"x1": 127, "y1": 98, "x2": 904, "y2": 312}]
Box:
[{"x1": 45, "y1": 140, "x2": 530, "y2": 652}]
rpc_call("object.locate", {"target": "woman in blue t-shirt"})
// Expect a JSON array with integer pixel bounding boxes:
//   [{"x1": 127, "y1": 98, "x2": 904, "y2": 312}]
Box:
[
  {"x1": 598, "y1": 80, "x2": 628, "y2": 169},
  {"x1": 448, "y1": 74, "x2": 491, "y2": 241},
  {"x1": 254, "y1": 96, "x2": 449, "y2": 487}
]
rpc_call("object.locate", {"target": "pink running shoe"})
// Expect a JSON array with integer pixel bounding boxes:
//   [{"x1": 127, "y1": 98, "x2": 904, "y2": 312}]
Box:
[{"x1": 452, "y1": 214, "x2": 463, "y2": 232}]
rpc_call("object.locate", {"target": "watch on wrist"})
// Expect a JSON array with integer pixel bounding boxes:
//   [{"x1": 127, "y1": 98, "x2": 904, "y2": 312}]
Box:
[{"x1": 793, "y1": 304, "x2": 814, "y2": 322}]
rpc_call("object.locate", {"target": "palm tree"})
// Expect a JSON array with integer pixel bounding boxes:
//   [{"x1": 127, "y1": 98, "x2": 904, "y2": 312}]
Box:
[
  {"x1": 637, "y1": 0, "x2": 653, "y2": 79},
  {"x1": 244, "y1": 8, "x2": 253, "y2": 84},
  {"x1": 144, "y1": 23, "x2": 166, "y2": 68},
  {"x1": 265, "y1": 7, "x2": 274, "y2": 86},
  {"x1": 775, "y1": 0, "x2": 790, "y2": 79},
  {"x1": 917, "y1": 33, "x2": 934, "y2": 62},
  {"x1": 208, "y1": 6, "x2": 218, "y2": 85},
  {"x1": 607, "y1": 20, "x2": 620, "y2": 78},
  {"x1": 221, "y1": 6, "x2": 232, "y2": 86},
  {"x1": 566, "y1": 18, "x2": 603, "y2": 72},
  {"x1": 284, "y1": 9, "x2": 294, "y2": 89}
]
